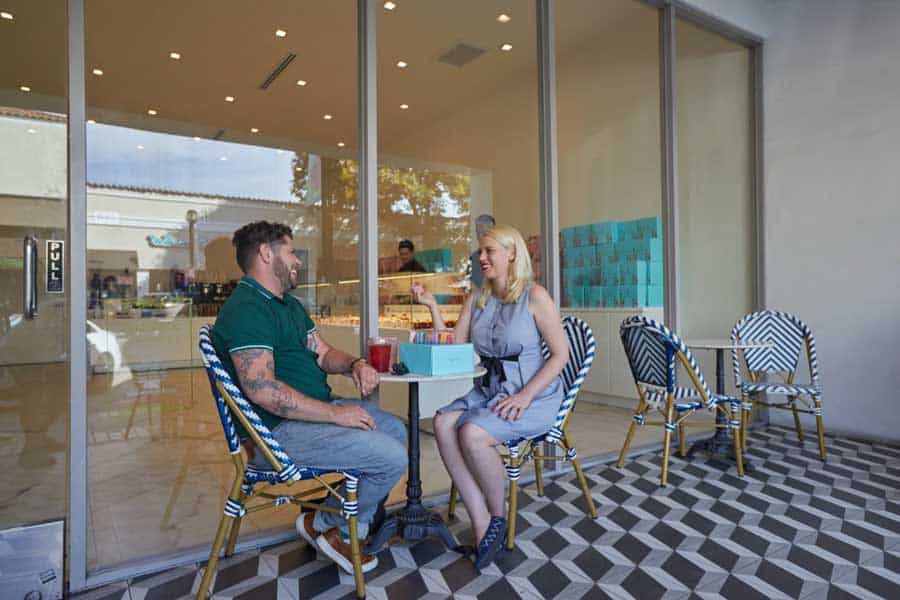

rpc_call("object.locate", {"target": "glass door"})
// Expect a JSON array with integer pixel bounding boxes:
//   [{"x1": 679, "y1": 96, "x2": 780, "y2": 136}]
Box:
[{"x1": 0, "y1": 0, "x2": 70, "y2": 533}]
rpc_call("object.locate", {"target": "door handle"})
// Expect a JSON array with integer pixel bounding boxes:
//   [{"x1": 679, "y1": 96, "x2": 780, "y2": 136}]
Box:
[{"x1": 24, "y1": 235, "x2": 38, "y2": 320}]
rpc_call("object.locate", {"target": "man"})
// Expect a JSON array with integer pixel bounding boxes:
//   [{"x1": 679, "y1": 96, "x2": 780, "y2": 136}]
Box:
[
  {"x1": 397, "y1": 239, "x2": 427, "y2": 272},
  {"x1": 469, "y1": 214, "x2": 495, "y2": 288},
  {"x1": 212, "y1": 221, "x2": 406, "y2": 574}
]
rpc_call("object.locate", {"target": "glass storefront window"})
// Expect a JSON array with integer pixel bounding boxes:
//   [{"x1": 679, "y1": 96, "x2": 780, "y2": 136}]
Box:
[
  {"x1": 375, "y1": 0, "x2": 540, "y2": 497},
  {"x1": 84, "y1": 0, "x2": 358, "y2": 569}
]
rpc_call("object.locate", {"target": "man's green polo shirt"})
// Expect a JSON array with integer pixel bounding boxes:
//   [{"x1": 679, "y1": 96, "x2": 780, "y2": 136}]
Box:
[{"x1": 212, "y1": 276, "x2": 332, "y2": 439}]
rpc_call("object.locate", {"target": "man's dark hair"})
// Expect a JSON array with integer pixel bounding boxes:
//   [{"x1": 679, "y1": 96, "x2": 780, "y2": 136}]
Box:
[
  {"x1": 398, "y1": 239, "x2": 415, "y2": 252},
  {"x1": 232, "y1": 221, "x2": 293, "y2": 273}
]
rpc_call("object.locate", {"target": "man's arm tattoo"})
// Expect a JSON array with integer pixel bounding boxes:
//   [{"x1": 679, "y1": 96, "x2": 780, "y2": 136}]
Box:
[{"x1": 233, "y1": 348, "x2": 279, "y2": 394}]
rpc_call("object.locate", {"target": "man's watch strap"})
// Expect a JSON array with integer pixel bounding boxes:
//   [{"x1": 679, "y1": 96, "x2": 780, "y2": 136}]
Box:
[{"x1": 349, "y1": 357, "x2": 366, "y2": 371}]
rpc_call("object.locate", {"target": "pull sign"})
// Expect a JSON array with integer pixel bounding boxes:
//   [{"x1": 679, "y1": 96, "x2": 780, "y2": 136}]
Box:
[{"x1": 46, "y1": 240, "x2": 64, "y2": 293}]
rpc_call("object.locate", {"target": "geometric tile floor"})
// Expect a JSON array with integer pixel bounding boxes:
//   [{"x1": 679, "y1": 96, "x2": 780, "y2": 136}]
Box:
[{"x1": 74, "y1": 425, "x2": 900, "y2": 599}]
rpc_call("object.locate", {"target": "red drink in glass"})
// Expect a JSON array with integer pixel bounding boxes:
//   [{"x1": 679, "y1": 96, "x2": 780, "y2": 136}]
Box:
[{"x1": 368, "y1": 343, "x2": 392, "y2": 373}]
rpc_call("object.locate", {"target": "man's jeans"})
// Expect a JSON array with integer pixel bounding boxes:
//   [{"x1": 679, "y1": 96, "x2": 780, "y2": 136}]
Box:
[{"x1": 254, "y1": 399, "x2": 407, "y2": 540}]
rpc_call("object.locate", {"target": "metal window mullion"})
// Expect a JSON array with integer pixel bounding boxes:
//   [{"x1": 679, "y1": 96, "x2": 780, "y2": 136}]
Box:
[
  {"x1": 68, "y1": 0, "x2": 88, "y2": 592},
  {"x1": 537, "y1": 0, "x2": 560, "y2": 464},
  {"x1": 358, "y1": 0, "x2": 377, "y2": 355},
  {"x1": 752, "y1": 43, "x2": 765, "y2": 310},
  {"x1": 660, "y1": 4, "x2": 678, "y2": 329},
  {"x1": 537, "y1": 0, "x2": 559, "y2": 303}
]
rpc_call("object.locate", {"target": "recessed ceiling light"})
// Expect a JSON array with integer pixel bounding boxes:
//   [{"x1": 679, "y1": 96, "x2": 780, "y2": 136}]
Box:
[
  {"x1": 27, "y1": 128, "x2": 36, "y2": 134},
  {"x1": 169, "y1": 51, "x2": 181, "y2": 60},
  {"x1": 19, "y1": 85, "x2": 30, "y2": 92},
  {"x1": 220, "y1": 156, "x2": 228, "y2": 161},
  {"x1": 400, "y1": 103, "x2": 409, "y2": 110},
  {"x1": 193, "y1": 136, "x2": 201, "y2": 141},
  {"x1": 137, "y1": 145, "x2": 144, "y2": 150},
  {"x1": 497, "y1": 14, "x2": 511, "y2": 23},
  {"x1": 337, "y1": 142, "x2": 346, "y2": 147},
  {"x1": 275, "y1": 29, "x2": 287, "y2": 38},
  {"x1": 500, "y1": 43, "x2": 513, "y2": 51},
  {"x1": 396, "y1": 60, "x2": 408, "y2": 68},
  {"x1": 277, "y1": 149, "x2": 284, "y2": 154},
  {"x1": 92, "y1": 68, "x2": 104, "y2": 76},
  {"x1": 383, "y1": 1, "x2": 396, "y2": 9},
  {"x1": 87, "y1": 119, "x2": 96, "y2": 124},
  {"x1": 250, "y1": 127, "x2": 259, "y2": 133},
  {"x1": 296, "y1": 79, "x2": 307, "y2": 86},
  {"x1": 295, "y1": 166, "x2": 302, "y2": 171},
  {"x1": 1, "y1": 11, "x2": 13, "y2": 20},
  {"x1": 147, "y1": 109, "x2": 157, "y2": 115},
  {"x1": 225, "y1": 96, "x2": 235, "y2": 102},
  {"x1": 323, "y1": 114, "x2": 333, "y2": 120}
]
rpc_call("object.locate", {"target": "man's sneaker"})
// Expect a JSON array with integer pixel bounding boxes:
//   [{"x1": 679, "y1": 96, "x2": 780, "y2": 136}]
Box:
[
  {"x1": 317, "y1": 529, "x2": 379, "y2": 574},
  {"x1": 474, "y1": 516, "x2": 508, "y2": 570},
  {"x1": 295, "y1": 512, "x2": 318, "y2": 547}
]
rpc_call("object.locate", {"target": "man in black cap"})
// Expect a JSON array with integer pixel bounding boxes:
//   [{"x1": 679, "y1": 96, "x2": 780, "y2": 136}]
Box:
[{"x1": 397, "y1": 239, "x2": 427, "y2": 273}]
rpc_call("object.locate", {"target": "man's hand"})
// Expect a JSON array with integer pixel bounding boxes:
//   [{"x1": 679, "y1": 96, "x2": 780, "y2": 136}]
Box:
[
  {"x1": 492, "y1": 392, "x2": 534, "y2": 421},
  {"x1": 352, "y1": 360, "x2": 380, "y2": 397},
  {"x1": 332, "y1": 404, "x2": 376, "y2": 430}
]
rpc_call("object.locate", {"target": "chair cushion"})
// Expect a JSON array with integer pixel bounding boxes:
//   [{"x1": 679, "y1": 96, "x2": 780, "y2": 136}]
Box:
[{"x1": 741, "y1": 382, "x2": 820, "y2": 397}]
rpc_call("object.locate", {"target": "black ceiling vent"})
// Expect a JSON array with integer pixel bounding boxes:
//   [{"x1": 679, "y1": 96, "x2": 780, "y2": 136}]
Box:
[
  {"x1": 260, "y1": 53, "x2": 296, "y2": 89},
  {"x1": 437, "y1": 43, "x2": 485, "y2": 68}
]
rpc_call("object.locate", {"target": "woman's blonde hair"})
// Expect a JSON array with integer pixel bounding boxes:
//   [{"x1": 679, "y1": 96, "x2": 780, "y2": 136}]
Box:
[{"x1": 477, "y1": 224, "x2": 534, "y2": 309}]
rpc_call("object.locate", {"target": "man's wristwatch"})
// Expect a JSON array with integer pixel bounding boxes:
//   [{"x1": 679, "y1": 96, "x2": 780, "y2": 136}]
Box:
[{"x1": 349, "y1": 357, "x2": 366, "y2": 372}]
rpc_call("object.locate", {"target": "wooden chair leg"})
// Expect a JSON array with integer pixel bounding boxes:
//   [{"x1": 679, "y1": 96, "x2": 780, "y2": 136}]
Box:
[
  {"x1": 678, "y1": 423, "x2": 687, "y2": 458},
  {"x1": 660, "y1": 397, "x2": 675, "y2": 487},
  {"x1": 448, "y1": 482, "x2": 457, "y2": 518},
  {"x1": 814, "y1": 398, "x2": 826, "y2": 461},
  {"x1": 563, "y1": 429, "x2": 597, "y2": 519},
  {"x1": 224, "y1": 487, "x2": 247, "y2": 556},
  {"x1": 534, "y1": 443, "x2": 545, "y2": 497},
  {"x1": 790, "y1": 397, "x2": 804, "y2": 442},
  {"x1": 730, "y1": 404, "x2": 745, "y2": 477},
  {"x1": 617, "y1": 397, "x2": 646, "y2": 468},
  {"x1": 741, "y1": 395, "x2": 752, "y2": 450},
  {"x1": 346, "y1": 487, "x2": 365, "y2": 599},
  {"x1": 506, "y1": 456, "x2": 519, "y2": 550},
  {"x1": 196, "y1": 474, "x2": 244, "y2": 600}
]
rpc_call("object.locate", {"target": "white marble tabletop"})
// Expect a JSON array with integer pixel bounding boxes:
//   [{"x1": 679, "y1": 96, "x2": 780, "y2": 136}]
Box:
[
  {"x1": 378, "y1": 366, "x2": 487, "y2": 384},
  {"x1": 686, "y1": 339, "x2": 773, "y2": 350}
]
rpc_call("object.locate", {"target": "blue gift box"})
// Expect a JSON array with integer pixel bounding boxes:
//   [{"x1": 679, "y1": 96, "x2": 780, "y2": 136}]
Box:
[
  {"x1": 648, "y1": 261, "x2": 664, "y2": 285},
  {"x1": 573, "y1": 225, "x2": 592, "y2": 247},
  {"x1": 619, "y1": 261, "x2": 649, "y2": 286},
  {"x1": 590, "y1": 222, "x2": 617, "y2": 246},
  {"x1": 596, "y1": 246, "x2": 619, "y2": 265},
  {"x1": 645, "y1": 285, "x2": 664, "y2": 307},
  {"x1": 585, "y1": 286, "x2": 604, "y2": 308},
  {"x1": 399, "y1": 342, "x2": 475, "y2": 376}
]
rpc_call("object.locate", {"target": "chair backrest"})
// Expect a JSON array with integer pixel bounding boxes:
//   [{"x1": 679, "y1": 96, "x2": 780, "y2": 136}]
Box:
[
  {"x1": 539, "y1": 316, "x2": 596, "y2": 431},
  {"x1": 198, "y1": 325, "x2": 301, "y2": 481},
  {"x1": 619, "y1": 315, "x2": 714, "y2": 405},
  {"x1": 730, "y1": 310, "x2": 819, "y2": 386}
]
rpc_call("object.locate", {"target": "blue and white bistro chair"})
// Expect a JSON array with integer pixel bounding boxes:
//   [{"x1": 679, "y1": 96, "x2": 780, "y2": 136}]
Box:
[
  {"x1": 196, "y1": 325, "x2": 366, "y2": 599},
  {"x1": 448, "y1": 316, "x2": 599, "y2": 550},
  {"x1": 731, "y1": 310, "x2": 825, "y2": 460},
  {"x1": 617, "y1": 316, "x2": 745, "y2": 486}
]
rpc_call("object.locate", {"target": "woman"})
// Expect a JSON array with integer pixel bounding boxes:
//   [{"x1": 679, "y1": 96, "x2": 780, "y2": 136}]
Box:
[{"x1": 412, "y1": 224, "x2": 568, "y2": 569}]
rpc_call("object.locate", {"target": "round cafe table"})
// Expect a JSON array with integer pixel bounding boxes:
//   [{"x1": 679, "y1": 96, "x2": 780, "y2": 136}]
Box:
[
  {"x1": 366, "y1": 366, "x2": 487, "y2": 554},
  {"x1": 684, "y1": 339, "x2": 772, "y2": 472}
]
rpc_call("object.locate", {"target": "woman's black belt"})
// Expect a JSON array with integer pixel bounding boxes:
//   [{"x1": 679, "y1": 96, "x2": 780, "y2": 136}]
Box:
[{"x1": 479, "y1": 354, "x2": 520, "y2": 387}]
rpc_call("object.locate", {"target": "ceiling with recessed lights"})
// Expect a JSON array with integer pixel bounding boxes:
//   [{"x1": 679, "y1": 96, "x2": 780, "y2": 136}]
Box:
[{"x1": 0, "y1": 0, "x2": 729, "y2": 162}]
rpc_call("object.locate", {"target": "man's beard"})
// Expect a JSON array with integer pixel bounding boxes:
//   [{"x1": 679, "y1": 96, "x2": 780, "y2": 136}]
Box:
[{"x1": 273, "y1": 256, "x2": 296, "y2": 292}]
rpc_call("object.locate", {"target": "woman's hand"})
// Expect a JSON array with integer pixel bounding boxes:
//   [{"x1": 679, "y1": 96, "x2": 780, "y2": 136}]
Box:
[
  {"x1": 411, "y1": 283, "x2": 437, "y2": 307},
  {"x1": 492, "y1": 392, "x2": 533, "y2": 421}
]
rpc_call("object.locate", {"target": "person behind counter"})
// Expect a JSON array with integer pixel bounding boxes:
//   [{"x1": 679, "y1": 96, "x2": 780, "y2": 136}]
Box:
[
  {"x1": 469, "y1": 214, "x2": 495, "y2": 288},
  {"x1": 212, "y1": 220, "x2": 406, "y2": 575},
  {"x1": 397, "y1": 239, "x2": 428, "y2": 273},
  {"x1": 411, "y1": 224, "x2": 569, "y2": 570}
]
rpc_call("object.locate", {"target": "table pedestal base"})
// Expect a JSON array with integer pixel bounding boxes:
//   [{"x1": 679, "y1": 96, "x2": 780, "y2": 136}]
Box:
[
  {"x1": 365, "y1": 502, "x2": 465, "y2": 554},
  {"x1": 687, "y1": 430, "x2": 756, "y2": 473}
]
